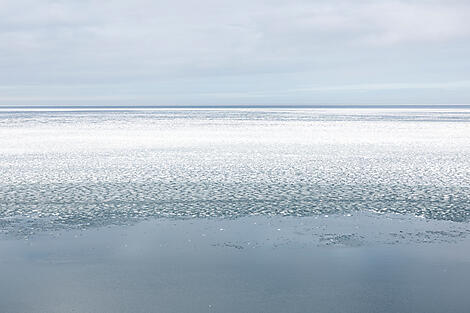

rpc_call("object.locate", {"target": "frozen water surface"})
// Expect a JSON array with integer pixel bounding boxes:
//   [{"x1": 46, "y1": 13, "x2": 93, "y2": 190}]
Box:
[
  {"x1": 1, "y1": 107, "x2": 470, "y2": 313},
  {"x1": 1, "y1": 108, "x2": 470, "y2": 236}
]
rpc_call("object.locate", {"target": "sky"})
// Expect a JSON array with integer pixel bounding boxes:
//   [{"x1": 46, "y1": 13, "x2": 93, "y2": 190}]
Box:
[{"x1": 1, "y1": 0, "x2": 470, "y2": 106}]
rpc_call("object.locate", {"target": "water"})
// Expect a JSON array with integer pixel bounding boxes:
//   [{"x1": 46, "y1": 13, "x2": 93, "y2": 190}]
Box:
[
  {"x1": 1, "y1": 107, "x2": 470, "y2": 312},
  {"x1": 1, "y1": 215, "x2": 470, "y2": 313}
]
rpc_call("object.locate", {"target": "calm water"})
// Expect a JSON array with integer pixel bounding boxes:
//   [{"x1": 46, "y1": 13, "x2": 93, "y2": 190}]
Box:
[{"x1": 1, "y1": 107, "x2": 470, "y2": 312}]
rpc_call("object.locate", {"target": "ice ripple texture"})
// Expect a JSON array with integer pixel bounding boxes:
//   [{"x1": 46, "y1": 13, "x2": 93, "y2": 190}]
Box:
[{"x1": 1, "y1": 108, "x2": 470, "y2": 236}]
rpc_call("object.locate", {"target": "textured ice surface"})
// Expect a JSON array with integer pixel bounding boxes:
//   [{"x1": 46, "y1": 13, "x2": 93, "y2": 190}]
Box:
[{"x1": 1, "y1": 108, "x2": 470, "y2": 236}]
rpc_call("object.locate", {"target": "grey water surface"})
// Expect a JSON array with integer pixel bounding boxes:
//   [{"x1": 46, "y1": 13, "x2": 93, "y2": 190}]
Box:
[{"x1": 1, "y1": 107, "x2": 470, "y2": 313}]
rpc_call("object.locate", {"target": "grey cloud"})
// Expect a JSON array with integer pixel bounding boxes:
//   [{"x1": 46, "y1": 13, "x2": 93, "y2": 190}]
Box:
[{"x1": 1, "y1": 0, "x2": 470, "y2": 104}]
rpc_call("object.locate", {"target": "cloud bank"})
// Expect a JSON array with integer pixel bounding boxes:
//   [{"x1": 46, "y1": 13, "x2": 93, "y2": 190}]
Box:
[{"x1": 1, "y1": 0, "x2": 470, "y2": 105}]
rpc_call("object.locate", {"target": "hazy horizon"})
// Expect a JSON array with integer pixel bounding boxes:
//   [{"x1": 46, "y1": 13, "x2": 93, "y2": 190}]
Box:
[{"x1": 2, "y1": 104, "x2": 470, "y2": 109}]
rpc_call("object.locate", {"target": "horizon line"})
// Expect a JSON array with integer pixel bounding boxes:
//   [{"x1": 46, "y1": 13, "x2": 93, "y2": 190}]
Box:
[{"x1": 1, "y1": 104, "x2": 470, "y2": 110}]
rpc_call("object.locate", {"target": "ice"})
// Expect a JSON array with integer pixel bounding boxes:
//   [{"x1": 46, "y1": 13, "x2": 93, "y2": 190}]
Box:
[{"x1": 1, "y1": 108, "x2": 470, "y2": 237}]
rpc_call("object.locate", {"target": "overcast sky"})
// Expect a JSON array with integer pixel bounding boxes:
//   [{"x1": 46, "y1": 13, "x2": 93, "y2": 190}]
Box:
[{"x1": 1, "y1": 0, "x2": 470, "y2": 105}]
